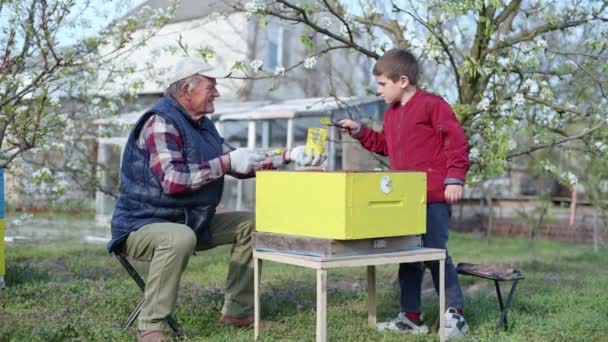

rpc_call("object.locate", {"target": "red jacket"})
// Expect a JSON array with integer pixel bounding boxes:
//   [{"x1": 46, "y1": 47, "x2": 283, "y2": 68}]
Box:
[{"x1": 357, "y1": 89, "x2": 469, "y2": 203}]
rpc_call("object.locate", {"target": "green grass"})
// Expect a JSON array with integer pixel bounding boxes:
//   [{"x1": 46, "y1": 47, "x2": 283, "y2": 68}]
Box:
[{"x1": 1, "y1": 233, "x2": 607, "y2": 341}]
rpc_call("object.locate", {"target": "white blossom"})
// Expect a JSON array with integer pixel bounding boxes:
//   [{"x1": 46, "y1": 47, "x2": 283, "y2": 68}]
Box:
[
  {"x1": 513, "y1": 93, "x2": 525, "y2": 106},
  {"x1": 245, "y1": 0, "x2": 266, "y2": 19},
  {"x1": 565, "y1": 60, "x2": 578, "y2": 69},
  {"x1": 497, "y1": 57, "x2": 510, "y2": 67},
  {"x1": 507, "y1": 139, "x2": 517, "y2": 151},
  {"x1": 250, "y1": 59, "x2": 264, "y2": 72},
  {"x1": 542, "y1": 162, "x2": 556, "y2": 173},
  {"x1": 319, "y1": 17, "x2": 332, "y2": 28},
  {"x1": 303, "y1": 56, "x2": 317, "y2": 70},
  {"x1": 595, "y1": 141, "x2": 607, "y2": 152},
  {"x1": 477, "y1": 98, "x2": 491, "y2": 111},
  {"x1": 273, "y1": 65, "x2": 286, "y2": 77},
  {"x1": 469, "y1": 147, "x2": 480, "y2": 160},
  {"x1": 339, "y1": 24, "x2": 350, "y2": 36},
  {"x1": 536, "y1": 39, "x2": 547, "y2": 49},
  {"x1": 562, "y1": 171, "x2": 578, "y2": 185},
  {"x1": 523, "y1": 79, "x2": 535, "y2": 89},
  {"x1": 469, "y1": 133, "x2": 481, "y2": 143},
  {"x1": 32, "y1": 167, "x2": 52, "y2": 179}
]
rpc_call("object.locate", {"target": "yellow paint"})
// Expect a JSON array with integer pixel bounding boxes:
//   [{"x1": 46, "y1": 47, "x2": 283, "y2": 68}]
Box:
[
  {"x1": 0, "y1": 219, "x2": 4, "y2": 276},
  {"x1": 256, "y1": 171, "x2": 426, "y2": 239},
  {"x1": 305, "y1": 128, "x2": 327, "y2": 154}
]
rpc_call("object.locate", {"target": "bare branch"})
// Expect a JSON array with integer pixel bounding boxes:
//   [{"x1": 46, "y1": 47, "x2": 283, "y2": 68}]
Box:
[
  {"x1": 258, "y1": 0, "x2": 380, "y2": 59},
  {"x1": 488, "y1": 18, "x2": 592, "y2": 54}
]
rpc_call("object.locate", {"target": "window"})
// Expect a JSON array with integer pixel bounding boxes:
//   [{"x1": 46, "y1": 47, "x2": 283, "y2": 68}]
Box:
[{"x1": 266, "y1": 22, "x2": 284, "y2": 70}]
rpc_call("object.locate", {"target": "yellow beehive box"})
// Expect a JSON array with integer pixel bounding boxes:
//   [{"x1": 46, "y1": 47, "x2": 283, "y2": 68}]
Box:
[{"x1": 256, "y1": 171, "x2": 426, "y2": 239}]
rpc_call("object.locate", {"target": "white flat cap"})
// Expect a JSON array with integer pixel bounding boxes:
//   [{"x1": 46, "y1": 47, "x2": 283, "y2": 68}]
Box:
[{"x1": 168, "y1": 57, "x2": 231, "y2": 85}]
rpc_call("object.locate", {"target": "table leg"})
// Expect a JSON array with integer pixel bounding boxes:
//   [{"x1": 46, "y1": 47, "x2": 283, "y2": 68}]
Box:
[
  {"x1": 439, "y1": 258, "x2": 446, "y2": 342},
  {"x1": 254, "y1": 257, "x2": 261, "y2": 340},
  {"x1": 367, "y1": 265, "x2": 376, "y2": 327},
  {"x1": 317, "y1": 269, "x2": 327, "y2": 342}
]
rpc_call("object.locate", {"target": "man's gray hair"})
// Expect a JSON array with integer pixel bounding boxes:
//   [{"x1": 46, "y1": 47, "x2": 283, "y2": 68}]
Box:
[{"x1": 164, "y1": 74, "x2": 202, "y2": 97}]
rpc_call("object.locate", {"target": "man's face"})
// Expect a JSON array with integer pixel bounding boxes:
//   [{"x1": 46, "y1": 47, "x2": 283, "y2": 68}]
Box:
[
  {"x1": 183, "y1": 75, "x2": 220, "y2": 117},
  {"x1": 375, "y1": 74, "x2": 408, "y2": 105}
]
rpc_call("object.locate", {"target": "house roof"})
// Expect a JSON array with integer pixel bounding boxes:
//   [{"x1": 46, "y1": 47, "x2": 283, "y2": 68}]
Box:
[
  {"x1": 127, "y1": 0, "x2": 237, "y2": 25},
  {"x1": 94, "y1": 96, "x2": 382, "y2": 126}
]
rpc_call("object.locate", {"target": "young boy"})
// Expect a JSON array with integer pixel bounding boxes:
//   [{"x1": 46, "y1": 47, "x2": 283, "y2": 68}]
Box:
[{"x1": 338, "y1": 49, "x2": 470, "y2": 338}]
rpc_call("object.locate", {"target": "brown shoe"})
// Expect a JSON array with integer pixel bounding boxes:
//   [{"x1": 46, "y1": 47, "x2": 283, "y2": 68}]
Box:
[
  {"x1": 137, "y1": 330, "x2": 168, "y2": 342},
  {"x1": 219, "y1": 314, "x2": 278, "y2": 328}
]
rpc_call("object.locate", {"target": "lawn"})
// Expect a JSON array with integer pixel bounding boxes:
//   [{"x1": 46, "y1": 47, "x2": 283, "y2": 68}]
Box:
[{"x1": 1, "y1": 232, "x2": 607, "y2": 341}]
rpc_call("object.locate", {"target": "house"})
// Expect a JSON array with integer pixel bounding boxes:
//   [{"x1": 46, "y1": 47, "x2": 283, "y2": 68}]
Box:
[{"x1": 109, "y1": 0, "x2": 373, "y2": 105}]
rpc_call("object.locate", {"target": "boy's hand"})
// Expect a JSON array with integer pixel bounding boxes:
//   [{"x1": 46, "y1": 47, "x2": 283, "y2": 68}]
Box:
[
  {"x1": 444, "y1": 184, "x2": 463, "y2": 204},
  {"x1": 337, "y1": 119, "x2": 360, "y2": 134}
]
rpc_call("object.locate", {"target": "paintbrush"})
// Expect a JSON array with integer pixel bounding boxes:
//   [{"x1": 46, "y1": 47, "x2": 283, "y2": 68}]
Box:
[{"x1": 319, "y1": 117, "x2": 344, "y2": 128}]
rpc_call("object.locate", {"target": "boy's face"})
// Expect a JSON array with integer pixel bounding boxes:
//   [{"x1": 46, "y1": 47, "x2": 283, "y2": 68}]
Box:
[{"x1": 375, "y1": 74, "x2": 409, "y2": 105}]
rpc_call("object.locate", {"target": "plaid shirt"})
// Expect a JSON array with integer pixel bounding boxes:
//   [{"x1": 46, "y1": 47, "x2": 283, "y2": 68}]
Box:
[
  {"x1": 138, "y1": 115, "x2": 285, "y2": 195},
  {"x1": 137, "y1": 114, "x2": 226, "y2": 194}
]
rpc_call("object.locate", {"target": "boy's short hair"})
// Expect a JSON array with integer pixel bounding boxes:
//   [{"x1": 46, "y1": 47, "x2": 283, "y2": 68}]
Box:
[{"x1": 372, "y1": 49, "x2": 419, "y2": 85}]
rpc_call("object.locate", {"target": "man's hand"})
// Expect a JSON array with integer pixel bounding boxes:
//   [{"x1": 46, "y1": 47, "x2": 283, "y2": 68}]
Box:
[
  {"x1": 288, "y1": 145, "x2": 326, "y2": 166},
  {"x1": 337, "y1": 119, "x2": 360, "y2": 135},
  {"x1": 444, "y1": 184, "x2": 463, "y2": 204},
  {"x1": 226, "y1": 148, "x2": 266, "y2": 174}
]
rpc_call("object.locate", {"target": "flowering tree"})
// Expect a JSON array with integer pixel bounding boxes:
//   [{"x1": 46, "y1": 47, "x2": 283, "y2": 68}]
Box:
[
  {"x1": 231, "y1": 0, "x2": 608, "y2": 188},
  {"x1": 0, "y1": 0, "x2": 175, "y2": 203}
]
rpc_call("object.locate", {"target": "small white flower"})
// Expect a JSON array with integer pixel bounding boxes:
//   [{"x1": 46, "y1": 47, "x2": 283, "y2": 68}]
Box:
[
  {"x1": 477, "y1": 98, "x2": 491, "y2": 111},
  {"x1": 523, "y1": 79, "x2": 535, "y2": 89},
  {"x1": 507, "y1": 139, "x2": 517, "y2": 151},
  {"x1": 245, "y1": 0, "x2": 266, "y2": 19},
  {"x1": 469, "y1": 133, "x2": 481, "y2": 143},
  {"x1": 32, "y1": 168, "x2": 52, "y2": 179},
  {"x1": 339, "y1": 24, "x2": 350, "y2": 36},
  {"x1": 536, "y1": 39, "x2": 547, "y2": 49},
  {"x1": 322, "y1": 35, "x2": 332, "y2": 43},
  {"x1": 303, "y1": 56, "x2": 317, "y2": 70},
  {"x1": 250, "y1": 59, "x2": 264, "y2": 72},
  {"x1": 543, "y1": 163, "x2": 555, "y2": 173},
  {"x1": 595, "y1": 141, "x2": 607, "y2": 152},
  {"x1": 469, "y1": 147, "x2": 480, "y2": 160},
  {"x1": 497, "y1": 33, "x2": 506, "y2": 41},
  {"x1": 497, "y1": 57, "x2": 510, "y2": 67},
  {"x1": 319, "y1": 17, "x2": 332, "y2": 28},
  {"x1": 562, "y1": 171, "x2": 578, "y2": 185},
  {"x1": 273, "y1": 65, "x2": 286, "y2": 77},
  {"x1": 566, "y1": 60, "x2": 578, "y2": 69},
  {"x1": 513, "y1": 93, "x2": 525, "y2": 106}
]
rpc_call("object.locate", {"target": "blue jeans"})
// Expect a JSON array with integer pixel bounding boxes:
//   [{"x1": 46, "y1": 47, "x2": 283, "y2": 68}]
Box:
[{"x1": 399, "y1": 203, "x2": 464, "y2": 313}]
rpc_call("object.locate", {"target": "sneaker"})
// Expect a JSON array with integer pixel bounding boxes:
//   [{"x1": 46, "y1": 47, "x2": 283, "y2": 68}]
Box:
[
  {"x1": 376, "y1": 312, "x2": 429, "y2": 334},
  {"x1": 444, "y1": 307, "x2": 469, "y2": 339}
]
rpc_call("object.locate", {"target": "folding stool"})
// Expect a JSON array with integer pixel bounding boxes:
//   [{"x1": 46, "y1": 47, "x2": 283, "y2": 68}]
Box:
[
  {"x1": 114, "y1": 252, "x2": 182, "y2": 335},
  {"x1": 456, "y1": 262, "x2": 524, "y2": 334}
]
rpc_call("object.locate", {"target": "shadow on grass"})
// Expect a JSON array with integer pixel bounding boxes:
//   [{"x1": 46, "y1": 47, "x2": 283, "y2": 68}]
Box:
[{"x1": 5, "y1": 263, "x2": 52, "y2": 285}]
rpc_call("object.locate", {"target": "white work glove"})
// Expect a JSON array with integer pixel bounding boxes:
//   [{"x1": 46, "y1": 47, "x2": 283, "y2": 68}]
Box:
[
  {"x1": 289, "y1": 145, "x2": 326, "y2": 166},
  {"x1": 228, "y1": 148, "x2": 266, "y2": 174}
]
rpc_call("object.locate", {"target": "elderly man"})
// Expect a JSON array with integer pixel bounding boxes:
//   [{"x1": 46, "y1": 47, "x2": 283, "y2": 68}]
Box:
[{"x1": 108, "y1": 58, "x2": 322, "y2": 342}]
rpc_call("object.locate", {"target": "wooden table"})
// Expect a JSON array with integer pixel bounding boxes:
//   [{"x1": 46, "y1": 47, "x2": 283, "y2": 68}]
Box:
[{"x1": 254, "y1": 248, "x2": 447, "y2": 342}]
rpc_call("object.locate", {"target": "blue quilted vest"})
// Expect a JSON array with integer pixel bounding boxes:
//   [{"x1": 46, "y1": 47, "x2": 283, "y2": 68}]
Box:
[{"x1": 108, "y1": 96, "x2": 224, "y2": 252}]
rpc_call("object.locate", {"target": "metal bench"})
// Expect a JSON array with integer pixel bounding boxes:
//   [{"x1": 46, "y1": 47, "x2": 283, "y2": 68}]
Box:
[{"x1": 456, "y1": 262, "x2": 524, "y2": 334}]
